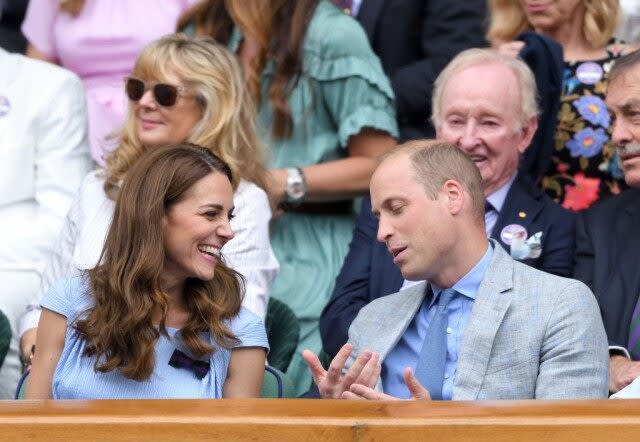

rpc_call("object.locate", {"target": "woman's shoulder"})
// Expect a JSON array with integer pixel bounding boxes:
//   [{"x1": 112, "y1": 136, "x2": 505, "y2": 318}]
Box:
[
  {"x1": 304, "y1": 1, "x2": 375, "y2": 60},
  {"x1": 79, "y1": 169, "x2": 107, "y2": 194},
  {"x1": 42, "y1": 274, "x2": 92, "y2": 319},
  {"x1": 228, "y1": 307, "x2": 269, "y2": 350}
]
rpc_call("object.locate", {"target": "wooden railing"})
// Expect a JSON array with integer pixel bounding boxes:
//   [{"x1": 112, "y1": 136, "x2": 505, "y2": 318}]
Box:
[{"x1": 2, "y1": 399, "x2": 640, "y2": 441}]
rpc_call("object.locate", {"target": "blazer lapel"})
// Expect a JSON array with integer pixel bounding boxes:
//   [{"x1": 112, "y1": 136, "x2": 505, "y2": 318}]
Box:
[
  {"x1": 453, "y1": 242, "x2": 514, "y2": 400},
  {"x1": 377, "y1": 282, "x2": 427, "y2": 360},
  {"x1": 614, "y1": 191, "x2": 640, "y2": 306},
  {"x1": 491, "y1": 174, "x2": 543, "y2": 251},
  {"x1": 356, "y1": 0, "x2": 385, "y2": 40},
  {"x1": 372, "y1": 282, "x2": 427, "y2": 391}
]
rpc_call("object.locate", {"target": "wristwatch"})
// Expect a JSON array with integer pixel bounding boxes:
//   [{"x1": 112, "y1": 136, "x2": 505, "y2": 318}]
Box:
[{"x1": 286, "y1": 167, "x2": 307, "y2": 204}]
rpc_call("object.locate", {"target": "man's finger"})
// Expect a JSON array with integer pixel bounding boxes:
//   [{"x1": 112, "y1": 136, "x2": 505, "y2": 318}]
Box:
[
  {"x1": 403, "y1": 367, "x2": 431, "y2": 400},
  {"x1": 341, "y1": 350, "x2": 372, "y2": 388},
  {"x1": 326, "y1": 343, "x2": 355, "y2": 385},
  {"x1": 349, "y1": 383, "x2": 397, "y2": 400},
  {"x1": 301, "y1": 349, "x2": 327, "y2": 382},
  {"x1": 341, "y1": 390, "x2": 367, "y2": 400},
  {"x1": 355, "y1": 352, "x2": 381, "y2": 387}
]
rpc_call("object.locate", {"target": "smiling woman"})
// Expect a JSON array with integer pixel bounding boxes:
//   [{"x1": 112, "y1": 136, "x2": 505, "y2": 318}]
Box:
[{"x1": 26, "y1": 144, "x2": 268, "y2": 399}]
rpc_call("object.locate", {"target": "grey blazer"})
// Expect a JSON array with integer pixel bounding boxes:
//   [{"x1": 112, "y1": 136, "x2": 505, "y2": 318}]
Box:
[{"x1": 347, "y1": 242, "x2": 609, "y2": 399}]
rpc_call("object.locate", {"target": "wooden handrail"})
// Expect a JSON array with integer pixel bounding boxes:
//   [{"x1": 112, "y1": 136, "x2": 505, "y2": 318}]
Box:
[{"x1": 1, "y1": 399, "x2": 640, "y2": 440}]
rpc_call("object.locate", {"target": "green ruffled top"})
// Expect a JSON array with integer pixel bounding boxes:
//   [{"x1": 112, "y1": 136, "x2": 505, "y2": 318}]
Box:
[{"x1": 231, "y1": 0, "x2": 398, "y2": 393}]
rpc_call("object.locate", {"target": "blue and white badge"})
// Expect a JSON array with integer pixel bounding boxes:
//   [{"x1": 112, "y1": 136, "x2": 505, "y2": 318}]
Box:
[
  {"x1": 576, "y1": 62, "x2": 604, "y2": 85},
  {"x1": 500, "y1": 224, "x2": 528, "y2": 246},
  {"x1": 0, "y1": 96, "x2": 10, "y2": 118}
]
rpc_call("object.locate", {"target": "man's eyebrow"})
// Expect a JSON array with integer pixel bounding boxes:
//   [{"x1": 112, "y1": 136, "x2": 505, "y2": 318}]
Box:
[{"x1": 621, "y1": 99, "x2": 640, "y2": 111}]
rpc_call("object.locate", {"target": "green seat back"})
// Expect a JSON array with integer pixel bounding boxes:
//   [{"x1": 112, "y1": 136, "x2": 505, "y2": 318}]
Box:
[
  {"x1": 265, "y1": 298, "x2": 300, "y2": 373},
  {"x1": 0, "y1": 310, "x2": 10, "y2": 370}
]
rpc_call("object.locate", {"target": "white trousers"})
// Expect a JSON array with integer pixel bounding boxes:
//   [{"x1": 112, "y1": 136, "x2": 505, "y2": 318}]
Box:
[{"x1": 0, "y1": 270, "x2": 40, "y2": 399}]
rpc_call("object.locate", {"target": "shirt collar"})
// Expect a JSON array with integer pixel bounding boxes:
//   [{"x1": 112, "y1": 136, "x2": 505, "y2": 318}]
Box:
[
  {"x1": 485, "y1": 172, "x2": 517, "y2": 213},
  {"x1": 431, "y1": 242, "x2": 494, "y2": 304}
]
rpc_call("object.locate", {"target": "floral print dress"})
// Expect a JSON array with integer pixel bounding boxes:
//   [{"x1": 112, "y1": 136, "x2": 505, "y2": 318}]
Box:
[{"x1": 542, "y1": 39, "x2": 628, "y2": 211}]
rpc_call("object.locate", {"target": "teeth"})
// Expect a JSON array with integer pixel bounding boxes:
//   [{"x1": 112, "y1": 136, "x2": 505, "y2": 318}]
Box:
[{"x1": 198, "y1": 245, "x2": 220, "y2": 258}]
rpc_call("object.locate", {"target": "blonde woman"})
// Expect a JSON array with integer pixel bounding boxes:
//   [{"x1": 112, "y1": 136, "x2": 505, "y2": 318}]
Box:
[
  {"x1": 488, "y1": 0, "x2": 634, "y2": 209},
  {"x1": 19, "y1": 34, "x2": 279, "y2": 366},
  {"x1": 22, "y1": 0, "x2": 199, "y2": 164}
]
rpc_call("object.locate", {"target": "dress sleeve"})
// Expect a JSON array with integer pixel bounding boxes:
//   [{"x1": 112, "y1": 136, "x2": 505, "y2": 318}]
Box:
[
  {"x1": 304, "y1": 10, "x2": 399, "y2": 147},
  {"x1": 21, "y1": 0, "x2": 60, "y2": 58},
  {"x1": 229, "y1": 308, "x2": 269, "y2": 353},
  {"x1": 40, "y1": 276, "x2": 85, "y2": 320}
]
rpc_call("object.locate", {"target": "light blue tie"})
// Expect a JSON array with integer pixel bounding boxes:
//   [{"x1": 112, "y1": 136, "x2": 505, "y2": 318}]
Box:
[{"x1": 414, "y1": 287, "x2": 457, "y2": 400}]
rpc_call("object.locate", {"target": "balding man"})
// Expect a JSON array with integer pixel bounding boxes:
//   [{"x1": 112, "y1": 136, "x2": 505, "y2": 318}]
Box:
[
  {"x1": 320, "y1": 49, "x2": 575, "y2": 359},
  {"x1": 574, "y1": 49, "x2": 640, "y2": 396},
  {"x1": 305, "y1": 141, "x2": 607, "y2": 400}
]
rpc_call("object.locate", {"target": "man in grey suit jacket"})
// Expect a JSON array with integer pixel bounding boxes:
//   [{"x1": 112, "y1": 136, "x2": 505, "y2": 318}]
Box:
[{"x1": 304, "y1": 140, "x2": 608, "y2": 400}]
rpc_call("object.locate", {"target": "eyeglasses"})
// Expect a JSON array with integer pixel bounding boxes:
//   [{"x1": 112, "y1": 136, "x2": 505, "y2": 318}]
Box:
[{"x1": 124, "y1": 77, "x2": 188, "y2": 107}]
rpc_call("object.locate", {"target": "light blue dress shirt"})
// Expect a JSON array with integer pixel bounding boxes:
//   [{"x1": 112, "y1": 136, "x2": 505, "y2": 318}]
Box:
[{"x1": 382, "y1": 243, "x2": 494, "y2": 399}]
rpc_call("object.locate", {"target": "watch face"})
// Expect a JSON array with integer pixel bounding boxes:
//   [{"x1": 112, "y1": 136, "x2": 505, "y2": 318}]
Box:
[{"x1": 289, "y1": 181, "x2": 305, "y2": 200}]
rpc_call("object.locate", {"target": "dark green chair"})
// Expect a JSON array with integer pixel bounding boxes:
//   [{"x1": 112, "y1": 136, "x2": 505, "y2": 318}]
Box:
[
  {"x1": 260, "y1": 366, "x2": 296, "y2": 398},
  {"x1": 264, "y1": 298, "x2": 300, "y2": 373},
  {"x1": 0, "y1": 310, "x2": 10, "y2": 370}
]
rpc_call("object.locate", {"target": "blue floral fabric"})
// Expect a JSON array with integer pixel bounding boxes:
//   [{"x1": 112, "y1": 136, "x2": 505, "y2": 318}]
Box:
[{"x1": 541, "y1": 39, "x2": 628, "y2": 211}]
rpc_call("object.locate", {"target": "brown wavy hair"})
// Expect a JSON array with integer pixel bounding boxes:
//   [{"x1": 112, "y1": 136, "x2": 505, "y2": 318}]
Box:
[
  {"x1": 487, "y1": 0, "x2": 620, "y2": 49},
  {"x1": 76, "y1": 143, "x2": 243, "y2": 381},
  {"x1": 104, "y1": 34, "x2": 266, "y2": 199},
  {"x1": 179, "y1": 0, "x2": 320, "y2": 139}
]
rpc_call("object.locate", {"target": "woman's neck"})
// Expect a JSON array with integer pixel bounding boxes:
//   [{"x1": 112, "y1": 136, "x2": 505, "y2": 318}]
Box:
[
  {"x1": 155, "y1": 276, "x2": 189, "y2": 328},
  {"x1": 535, "y1": 19, "x2": 606, "y2": 62}
]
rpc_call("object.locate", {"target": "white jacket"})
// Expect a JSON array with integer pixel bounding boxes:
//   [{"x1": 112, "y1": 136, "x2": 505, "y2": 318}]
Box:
[
  {"x1": 0, "y1": 48, "x2": 91, "y2": 273},
  {"x1": 20, "y1": 171, "x2": 279, "y2": 334}
]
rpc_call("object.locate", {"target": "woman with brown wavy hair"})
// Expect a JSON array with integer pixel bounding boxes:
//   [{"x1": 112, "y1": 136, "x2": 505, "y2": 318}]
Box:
[
  {"x1": 26, "y1": 143, "x2": 268, "y2": 399},
  {"x1": 19, "y1": 34, "x2": 278, "y2": 370},
  {"x1": 180, "y1": 0, "x2": 398, "y2": 393}
]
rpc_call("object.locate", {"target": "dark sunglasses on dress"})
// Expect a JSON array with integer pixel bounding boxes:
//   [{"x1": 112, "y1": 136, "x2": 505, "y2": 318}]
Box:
[{"x1": 124, "y1": 77, "x2": 187, "y2": 107}]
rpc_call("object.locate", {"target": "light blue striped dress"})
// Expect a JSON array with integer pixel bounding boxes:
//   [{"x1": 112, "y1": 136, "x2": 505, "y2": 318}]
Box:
[{"x1": 41, "y1": 276, "x2": 268, "y2": 399}]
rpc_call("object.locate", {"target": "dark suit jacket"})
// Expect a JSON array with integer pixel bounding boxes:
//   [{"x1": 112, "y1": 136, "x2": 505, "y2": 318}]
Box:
[
  {"x1": 574, "y1": 188, "x2": 640, "y2": 350},
  {"x1": 356, "y1": 0, "x2": 487, "y2": 140},
  {"x1": 516, "y1": 32, "x2": 564, "y2": 182},
  {"x1": 320, "y1": 173, "x2": 576, "y2": 357},
  {"x1": 0, "y1": 0, "x2": 28, "y2": 53}
]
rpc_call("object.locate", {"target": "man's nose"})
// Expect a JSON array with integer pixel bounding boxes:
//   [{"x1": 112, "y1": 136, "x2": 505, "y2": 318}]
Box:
[
  {"x1": 611, "y1": 117, "x2": 633, "y2": 147},
  {"x1": 376, "y1": 215, "x2": 393, "y2": 243},
  {"x1": 457, "y1": 121, "x2": 480, "y2": 152}
]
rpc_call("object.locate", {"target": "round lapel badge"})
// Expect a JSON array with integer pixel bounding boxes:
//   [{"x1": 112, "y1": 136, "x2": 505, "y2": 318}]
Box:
[
  {"x1": 500, "y1": 224, "x2": 528, "y2": 246},
  {"x1": 575, "y1": 62, "x2": 604, "y2": 85},
  {"x1": 0, "y1": 96, "x2": 10, "y2": 118}
]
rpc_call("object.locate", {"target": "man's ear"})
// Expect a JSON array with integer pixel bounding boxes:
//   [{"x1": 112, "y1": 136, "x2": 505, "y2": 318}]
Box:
[
  {"x1": 442, "y1": 180, "x2": 464, "y2": 215},
  {"x1": 517, "y1": 115, "x2": 538, "y2": 154}
]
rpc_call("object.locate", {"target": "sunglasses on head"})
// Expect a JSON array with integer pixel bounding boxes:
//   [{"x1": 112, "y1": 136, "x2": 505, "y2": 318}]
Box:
[{"x1": 124, "y1": 77, "x2": 188, "y2": 107}]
